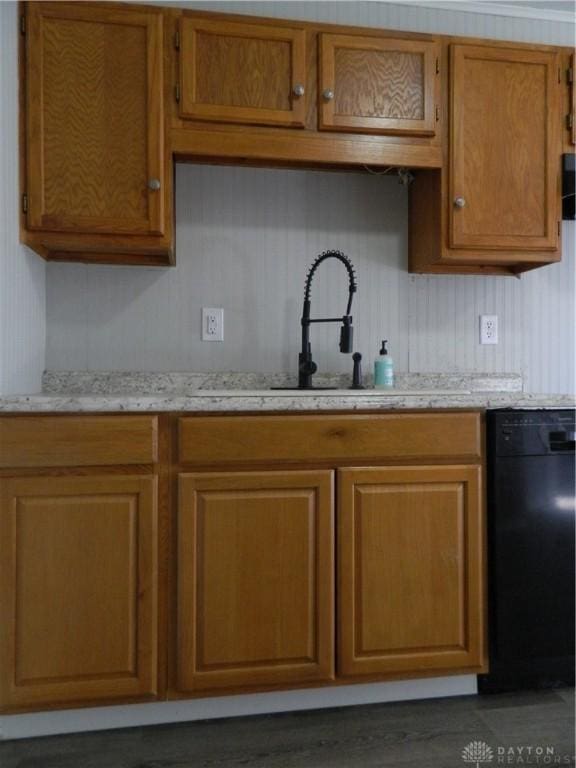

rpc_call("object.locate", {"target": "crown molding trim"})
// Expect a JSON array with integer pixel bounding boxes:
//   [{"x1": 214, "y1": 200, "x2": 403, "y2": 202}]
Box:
[{"x1": 389, "y1": 1, "x2": 575, "y2": 24}]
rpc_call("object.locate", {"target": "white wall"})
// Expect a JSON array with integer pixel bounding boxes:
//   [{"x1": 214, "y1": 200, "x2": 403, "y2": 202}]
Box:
[
  {"x1": 0, "y1": 1, "x2": 46, "y2": 395},
  {"x1": 46, "y1": 165, "x2": 576, "y2": 394}
]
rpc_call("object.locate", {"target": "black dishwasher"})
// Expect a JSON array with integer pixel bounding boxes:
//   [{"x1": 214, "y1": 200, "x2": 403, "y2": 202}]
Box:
[{"x1": 478, "y1": 408, "x2": 575, "y2": 693}]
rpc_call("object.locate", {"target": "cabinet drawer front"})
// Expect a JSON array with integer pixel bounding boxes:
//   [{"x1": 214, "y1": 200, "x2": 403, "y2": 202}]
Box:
[
  {"x1": 26, "y1": 3, "x2": 165, "y2": 237},
  {"x1": 177, "y1": 470, "x2": 334, "y2": 692},
  {"x1": 179, "y1": 18, "x2": 306, "y2": 127},
  {"x1": 0, "y1": 416, "x2": 158, "y2": 468},
  {"x1": 179, "y1": 413, "x2": 481, "y2": 465},
  {"x1": 0, "y1": 475, "x2": 158, "y2": 710},
  {"x1": 450, "y1": 45, "x2": 559, "y2": 251},
  {"x1": 319, "y1": 34, "x2": 439, "y2": 137}
]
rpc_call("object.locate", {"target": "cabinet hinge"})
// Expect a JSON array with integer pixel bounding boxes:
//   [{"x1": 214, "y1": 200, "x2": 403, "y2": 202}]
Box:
[
  {"x1": 174, "y1": 29, "x2": 180, "y2": 51},
  {"x1": 21, "y1": 193, "x2": 28, "y2": 214},
  {"x1": 435, "y1": 57, "x2": 439, "y2": 75},
  {"x1": 175, "y1": 83, "x2": 180, "y2": 103},
  {"x1": 558, "y1": 221, "x2": 561, "y2": 237},
  {"x1": 435, "y1": 105, "x2": 440, "y2": 122},
  {"x1": 20, "y1": 14, "x2": 25, "y2": 35},
  {"x1": 568, "y1": 113, "x2": 574, "y2": 131},
  {"x1": 568, "y1": 67, "x2": 574, "y2": 85}
]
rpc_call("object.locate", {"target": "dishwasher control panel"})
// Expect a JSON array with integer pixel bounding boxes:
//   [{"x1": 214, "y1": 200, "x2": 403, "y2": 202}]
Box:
[{"x1": 490, "y1": 409, "x2": 575, "y2": 457}]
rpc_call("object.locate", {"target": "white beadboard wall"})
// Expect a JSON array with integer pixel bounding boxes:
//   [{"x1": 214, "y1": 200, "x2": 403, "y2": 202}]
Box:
[
  {"x1": 0, "y1": 1, "x2": 46, "y2": 396},
  {"x1": 39, "y1": 1, "x2": 575, "y2": 394}
]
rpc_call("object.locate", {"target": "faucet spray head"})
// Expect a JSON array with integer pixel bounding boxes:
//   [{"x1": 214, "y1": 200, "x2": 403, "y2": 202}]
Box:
[{"x1": 340, "y1": 317, "x2": 353, "y2": 353}]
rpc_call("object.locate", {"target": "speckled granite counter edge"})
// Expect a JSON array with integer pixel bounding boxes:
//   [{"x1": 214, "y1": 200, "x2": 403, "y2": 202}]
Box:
[{"x1": 0, "y1": 392, "x2": 573, "y2": 413}]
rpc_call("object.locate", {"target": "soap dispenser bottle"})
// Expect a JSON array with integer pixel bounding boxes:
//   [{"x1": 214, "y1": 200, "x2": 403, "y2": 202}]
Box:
[{"x1": 374, "y1": 340, "x2": 394, "y2": 388}]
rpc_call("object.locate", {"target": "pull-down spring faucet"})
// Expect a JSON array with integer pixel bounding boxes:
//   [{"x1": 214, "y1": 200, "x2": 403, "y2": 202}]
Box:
[{"x1": 298, "y1": 250, "x2": 357, "y2": 389}]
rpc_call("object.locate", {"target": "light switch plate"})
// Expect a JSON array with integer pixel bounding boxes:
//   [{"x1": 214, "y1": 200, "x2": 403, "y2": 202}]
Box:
[{"x1": 202, "y1": 307, "x2": 224, "y2": 342}]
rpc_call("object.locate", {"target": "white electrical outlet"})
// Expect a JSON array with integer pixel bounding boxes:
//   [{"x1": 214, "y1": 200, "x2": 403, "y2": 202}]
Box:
[
  {"x1": 480, "y1": 315, "x2": 498, "y2": 345},
  {"x1": 202, "y1": 307, "x2": 224, "y2": 342}
]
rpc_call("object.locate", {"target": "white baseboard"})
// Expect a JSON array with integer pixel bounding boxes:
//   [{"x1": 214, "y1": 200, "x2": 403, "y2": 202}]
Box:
[{"x1": 0, "y1": 675, "x2": 477, "y2": 741}]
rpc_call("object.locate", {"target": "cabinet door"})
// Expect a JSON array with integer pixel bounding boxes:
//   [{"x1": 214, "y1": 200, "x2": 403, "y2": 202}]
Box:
[
  {"x1": 177, "y1": 471, "x2": 334, "y2": 692},
  {"x1": 338, "y1": 466, "x2": 484, "y2": 678},
  {"x1": 0, "y1": 475, "x2": 158, "y2": 711},
  {"x1": 179, "y1": 18, "x2": 306, "y2": 127},
  {"x1": 319, "y1": 34, "x2": 439, "y2": 136},
  {"x1": 26, "y1": 3, "x2": 164, "y2": 236},
  {"x1": 450, "y1": 45, "x2": 559, "y2": 251}
]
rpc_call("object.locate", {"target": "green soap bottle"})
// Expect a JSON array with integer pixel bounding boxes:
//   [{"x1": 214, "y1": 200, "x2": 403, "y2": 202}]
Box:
[{"x1": 374, "y1": 340, "x2": 394, "y2": 389}]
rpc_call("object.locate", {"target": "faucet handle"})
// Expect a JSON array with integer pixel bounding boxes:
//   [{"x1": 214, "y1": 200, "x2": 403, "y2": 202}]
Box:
[
  {"x1": 350, "y1": 352, "x2": 364, "y2": 390},
  {"x1": 299, "y1": 358, "x2": 317, "y2": 377}
]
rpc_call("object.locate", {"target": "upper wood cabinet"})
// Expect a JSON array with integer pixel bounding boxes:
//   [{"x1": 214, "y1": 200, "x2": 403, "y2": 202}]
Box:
[
  {"x1": 410, "y1": 43, "x2": 563, "y2": 275},
  {"x1": 0, "y1": 474, "x2": 158, "y2": 711},
  {"x1": 179, "y1": 18, "x2": 307, "y2": 127},
  {"x1": 449, "y1": 45, "x2": 559, "y2": 252},
  {"x1": 319, "y1": 34, "x2": 439, "y2": 137},
  {"x1": 26, "y1": 3, "x2": 164, "y2": 237},
  {"x1": 21, "y1": 2, "x2": 173, "y2": 266},
  {"x1": 19, "y1": 4, "x2": 568, "y2": 273},
  {"x1": 176, "y1": 470, "x2": 334, "y2": 693},
  {"x1": 338, "y1": 465, "x2": 484, "y2": 678}
]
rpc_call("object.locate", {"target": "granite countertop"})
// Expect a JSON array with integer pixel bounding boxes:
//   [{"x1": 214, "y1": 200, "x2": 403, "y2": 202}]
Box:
[{"x1": 0, "y1": 372, "x2": 573, "y2": 413}]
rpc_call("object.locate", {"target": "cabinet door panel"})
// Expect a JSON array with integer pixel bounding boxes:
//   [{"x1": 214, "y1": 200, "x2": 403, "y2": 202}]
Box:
[
  {"x1": 450, "y1": 45, "x2": 559, "y2": 251},
  {"x1": 177, "y1": 471, "x2": 334, "y2": 692},
  {"x1": 338, "y1": 466, "x2": 484, "y2": 677},
  {"x1": 0, "y1": 476, "x2": 158, "y2": 711},
  {"x1": 180, "y1": 18, "x2": 306, "y2": 127},
  {"x1": 320, "y1": 34, "x2": 439, "y2": 136},
  {"x1": 26, "y1": 3, "x2": 164, "y2": 236}
]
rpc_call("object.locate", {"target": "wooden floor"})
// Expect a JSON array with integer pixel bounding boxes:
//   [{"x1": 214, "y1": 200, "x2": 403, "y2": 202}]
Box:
[{"x1": 1, "y1": 689, "x2": 574, "y2": 767}]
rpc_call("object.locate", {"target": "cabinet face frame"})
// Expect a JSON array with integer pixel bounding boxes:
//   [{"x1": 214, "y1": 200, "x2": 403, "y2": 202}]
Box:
[
  {"x1": 0, "y1": 474, "x2": 158, "y2": 711},
  {"x1": 176, "y1": 470, "x2": 335, "y2": 693},
  {"x1": 337, "y1": 465, "x2": 484, "y2": 678},
  {"x1": 179, "y1": 18, "x2": 307, "y2": 128},
  {"x1": 449, "y1": 44, "x2": 560, "y2": 252},
  {"x1": 319, "y1": 34, "x2": 439, "y2": 137},
  {"x1": 570, "y1": 53, "x2": 576, "y2": 146},
  {"x1": 25, "y1": 3, "x2": 165, "y2": 237}
]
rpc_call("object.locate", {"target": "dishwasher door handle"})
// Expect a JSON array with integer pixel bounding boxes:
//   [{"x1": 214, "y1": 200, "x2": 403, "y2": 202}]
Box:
[{"x1": 549, "y1": 430, "x2": 576, "y2": 451}]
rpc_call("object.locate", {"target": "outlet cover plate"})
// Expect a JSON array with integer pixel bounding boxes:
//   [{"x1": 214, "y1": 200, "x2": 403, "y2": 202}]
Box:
[
  {"x1": 480, "y1": 315, "x2": 498, "y2": 345},
  {"x1": 202, "y1": 307, "x2": 224, "y2": 342}
]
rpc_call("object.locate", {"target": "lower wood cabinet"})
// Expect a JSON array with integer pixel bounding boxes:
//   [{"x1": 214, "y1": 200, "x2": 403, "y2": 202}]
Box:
[
  {"x1": 0, "y1": 475, "x2": 158, "y2": 711},
  {"x1": 176, "y1": 470, "x2": 335, "y2": 693},
  {"x1": 338, "y1": 465, "x2": 484, "y2": 677},
  {"x1": 0, "y1": 412, "x2": 486, "y2": 713}
]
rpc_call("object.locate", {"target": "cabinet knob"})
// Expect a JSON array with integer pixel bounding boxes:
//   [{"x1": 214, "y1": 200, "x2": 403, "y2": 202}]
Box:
[
  {"x1": 454, "y1": 196, "x2": 466, "y2": 208},
  {"x1": 293, "y1": 84, "x2": 305, "y2": 97},
  {"x1": 148, "y1": 178, "x2": 161, "y2": 191},
  {"x1": 323, "y1": 88, "x2": 335, "y2": 101}
]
